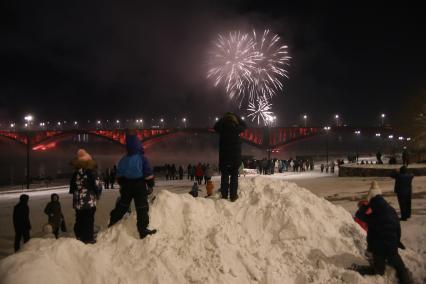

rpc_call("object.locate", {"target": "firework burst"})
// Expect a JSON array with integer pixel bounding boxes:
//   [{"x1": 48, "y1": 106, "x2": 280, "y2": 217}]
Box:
[
  {"x1": 250, "y1": 29, "x2": 291, "y2": 101},
  {"x1": 207, "y1": 31, "x2": 260, "y2": 102},
  {"x1": 247, "y1": 98, "x2": 274, "y2": 125}
]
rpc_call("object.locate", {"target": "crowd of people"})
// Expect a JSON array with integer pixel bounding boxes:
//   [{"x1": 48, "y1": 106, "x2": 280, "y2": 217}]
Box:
[{"x1": 10, "y1": 112, "x2": 416, "y2": 283}]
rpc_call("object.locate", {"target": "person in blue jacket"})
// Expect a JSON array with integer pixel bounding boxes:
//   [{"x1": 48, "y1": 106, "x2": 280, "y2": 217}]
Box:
[{"x1": 108, "y1": 134, "x2": 157, "y2": 239}]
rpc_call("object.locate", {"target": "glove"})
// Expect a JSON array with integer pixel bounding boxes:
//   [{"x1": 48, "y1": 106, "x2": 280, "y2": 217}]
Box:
[
  {"x1": 147, "y1": 187, "x2": 153, "y2": 195},
  {"x1": 146, "y1": 178, "x2": 155, "y2": 188}
]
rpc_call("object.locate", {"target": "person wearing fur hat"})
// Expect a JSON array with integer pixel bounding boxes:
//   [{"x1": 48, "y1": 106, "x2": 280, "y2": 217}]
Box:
[
  {"x1": 391, "y1": 166, "x2": 414, "y2": 221},
  {"x1": 352, "y1": 181, "x2": 411, "y2": 284},
  {"x1": 44, "y1": 193, "x2": 65, "y2": 239},
  {"x1": 13, "y1": 194, "x2": 31, "y2": 252},
  {"x1": 69, "y1": 149, "x2": 101, "y2": 244},
  {"x1": 108, "y1": 134, "x2": 157, "y2": 239},
  {"x1": 214, "y1": 112, "x2": 247, "y2": 202}
]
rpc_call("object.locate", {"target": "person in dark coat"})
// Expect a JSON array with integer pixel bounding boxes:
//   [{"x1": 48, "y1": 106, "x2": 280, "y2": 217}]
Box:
[
  {"x1": 352, "y1": 181, "x2": 411, "y2": 284},
  {"x1": 376, "y1": 151, "x2": 383, "y2": 164},
  {"x1": 108, "y1": 135, "x2": 157, "y2": 239},
  {"x1": 178, "y1": 166, "x2": 184, "y2": 180},
  {"x1": 402, "y1": 148, "x2": 410, "y2": 166},
  {"x1": 69, "y1": 149, "x2": 102, "y2": 244},
  {"x1": 391, "y1": 166, "x2": 414, "y2": 221},
  {"x1": 214, "y1": 112, "x2": 247, "y2": 202},
  {"x1": 44, "y1": 193, "x2": 65, "y2": 238},
  {"x1": 189, "y1": 182, "x2": 199, "y2": 198},
  {"x1": 13, "y1": 194, "x2": 31, "y2": 252},
  {"x1": 110, "y1": 165, "x2": 117, "y2": 189},
  {"x1": 187, "y1": 164, "x2": 191, "y2": 180}
]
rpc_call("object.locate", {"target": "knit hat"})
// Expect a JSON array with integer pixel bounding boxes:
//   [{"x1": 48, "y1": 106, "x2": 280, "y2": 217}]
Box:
[
  {"x1": 366, "y1": 181, "x2": 382, "y2": 201},
  {"x1": 77, "y1": 149, "x2": 92, "y2": 161}
]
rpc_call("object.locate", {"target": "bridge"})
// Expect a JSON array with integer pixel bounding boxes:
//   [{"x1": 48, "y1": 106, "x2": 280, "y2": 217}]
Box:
[
  {"x1": 0, "y1": 127, "x2": 322, "y2": 151},
  {"x1": 0, "y1": 126, "x2": 407, "y2": 152}
]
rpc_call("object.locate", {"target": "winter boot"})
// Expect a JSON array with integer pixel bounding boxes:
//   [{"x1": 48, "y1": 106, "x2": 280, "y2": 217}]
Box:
[
  {"x1": 230, "y1": 195, "x2": 239, "y2": 202},
  {"x1": 140, "y1": 228, "x2": 157, "y2": 239}
]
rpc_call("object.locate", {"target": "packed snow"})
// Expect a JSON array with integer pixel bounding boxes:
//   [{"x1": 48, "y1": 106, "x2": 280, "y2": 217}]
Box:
[{"x1": 1, "y1": 176, "x2": 425, "y2": 284}]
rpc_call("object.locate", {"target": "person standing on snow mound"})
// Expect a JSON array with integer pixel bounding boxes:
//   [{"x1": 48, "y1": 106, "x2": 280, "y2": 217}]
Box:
[
  {"x1": 13, "y1": 194, "x2": 31, "y2": 252},
  {"x1": 108, "y1": 135, "x2": 157, "y2": 239},
  {"x1": 351, "y1": 181, "x2": 411, "y2": 284},
  {"x1": 69, "y1": 149, "x2": 102, "y2": 244},
  {"x1": 214, "y1": 112, "x2": 247, "y2": 202},
  {"x1": 391, "y1": 165, "x2": 414, "y2": 221}
]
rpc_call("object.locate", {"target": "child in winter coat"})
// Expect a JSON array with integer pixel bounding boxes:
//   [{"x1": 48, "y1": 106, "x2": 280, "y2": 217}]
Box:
[
  {"x1": 44, "y1": 193, "x2": 65, "y2": 238},
  {"x1": 108, "y1": 135, "x2": 157, "y2": 239},
  {"x1": 189, "y1": 182, "x2": 199, "y2": 197},
  {"x1": 69, "y1": 149, "x2": 102, "y2": 244},
  {"x1": 13, "y1": 194, "x2": 31, "y2": 252},
  {"x1": 206, "y1": 180, "x2": 214, "y2": 197}
]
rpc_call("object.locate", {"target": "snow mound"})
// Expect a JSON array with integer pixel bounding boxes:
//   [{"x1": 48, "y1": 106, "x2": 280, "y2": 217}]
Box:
[{"x1": 0, "y1": 177, "x2": 422, "y2": 283}]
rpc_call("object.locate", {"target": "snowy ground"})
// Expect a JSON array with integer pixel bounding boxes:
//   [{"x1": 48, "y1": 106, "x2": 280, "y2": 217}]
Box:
[{"x1": 0, "y1": 170, "x2": 425, "y2": 283}]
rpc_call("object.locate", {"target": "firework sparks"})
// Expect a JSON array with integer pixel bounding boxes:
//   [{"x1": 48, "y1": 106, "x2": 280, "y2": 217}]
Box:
[
  {"x1": 247, "y1": 98, "x2": 273, "y2": 125},
  {"x1": 250, "y1": 29, "x2": 291, "y2": 101},
  {"x1": 207, "y1": 31, "x2": 260, "y2": 102}
]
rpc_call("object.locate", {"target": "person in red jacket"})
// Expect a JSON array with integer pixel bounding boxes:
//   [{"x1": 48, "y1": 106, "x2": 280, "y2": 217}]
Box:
[{"x1": 195, "y1": 163, "x2": 204, "y2": 185}]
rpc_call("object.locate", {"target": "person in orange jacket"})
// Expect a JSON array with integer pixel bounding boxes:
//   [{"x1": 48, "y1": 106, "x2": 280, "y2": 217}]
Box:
[{"x1": 206, "y1": 180, "x2": 214, "y2": 197}]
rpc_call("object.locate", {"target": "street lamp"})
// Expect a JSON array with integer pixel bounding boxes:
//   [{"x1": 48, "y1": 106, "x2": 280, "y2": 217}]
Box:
[
  {"x1": 182, "y1": 118, "x2": 187, "y2": 128},
  {"x1": 160, "y1": 118, "x2": 164, "y2": 128},
  {"x1": 215, "y1": 117, "x2": 219, "y2": 122},
  {"x1": 335, "y1": 114, "x2": 339, "y2": 127},
  {"x1": 23, "y1": 115, "x2": 34, "y2": 190},
  {"x1": 303, "y1": 115, "x2": 307, "y2": 127},
  {"x1": 355, "y1": 130, "x2": 361, "y2": 162},
  {"x1": 324, "y1": 126, "x2": 331, "y2": 164},
  {"x1": 24, "y1": 115, "x2": 33, "y2": 128},
  {"x1": 381, "y1": 113, "x2": 386, "y2": 127}
]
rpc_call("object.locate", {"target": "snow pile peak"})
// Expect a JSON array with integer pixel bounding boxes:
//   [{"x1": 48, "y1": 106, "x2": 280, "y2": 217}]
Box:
[{"x1": 1, "y1": 177, "x2": 376, "y2": 283}]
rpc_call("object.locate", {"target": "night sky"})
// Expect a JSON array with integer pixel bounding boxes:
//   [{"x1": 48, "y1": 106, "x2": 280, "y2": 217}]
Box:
[{"x1": 1, "y1": 1, "x2": 425, "y2": 126}]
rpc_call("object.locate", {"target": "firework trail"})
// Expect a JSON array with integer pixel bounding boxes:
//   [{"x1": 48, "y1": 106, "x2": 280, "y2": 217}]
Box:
[
  {"x1": 207, "y1": 31, "x2": 260, "y2": 102},
  {"x1": 247, "y1": 98, "x2": 274, "y2": 125}
]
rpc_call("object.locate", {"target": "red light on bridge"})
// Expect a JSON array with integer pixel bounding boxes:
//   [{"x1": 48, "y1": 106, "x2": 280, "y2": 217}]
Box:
[{"x1": 33, "y1": 142, "x2": 56, "y2": 151}]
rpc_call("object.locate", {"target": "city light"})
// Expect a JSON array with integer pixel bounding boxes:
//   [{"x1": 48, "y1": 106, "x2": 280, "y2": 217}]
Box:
[
  {"x1": 97, "y1": 120, "x2": 101, "y2": 124},
  {"x1": 407, "y1": 137, "x2": 411, "y2": 141},
  {"x1": 381, "y1": 113, "x2": 386, "y2": 118},
  {"x1": 215, "y1": 117, "x2": 219, "y2": 121},
  {"x1": 241, "y1": 116, "x2": 245, "y2": 121},
  {"x1": 57, "y1": 122, "x2": 61, "y2": 126},
  {"x1": 303, "y1": 115, "x2": 307, "y2": 119},
  {"x1": 24, "y1": 115, "x2": 33, "y2": 122},
  {"x1": 398, "y1": 136, "x2": 404, "y2": 140},
  {"x1": 10, "y1": 123, "x2": 15, "y2": 128},
  {"x1": 354, "y1": 130, "x2": 361, "y2": 135},
  {"x1": 375, "y1": 133, "x2": 381, "y2": 137},
  {"x1": 323, "y1": 126, "x2": 331, "y2": 131},
  {"x1": 182, "y1": 118, "x2": 186, "y2": 122},
  {"x1": 74, "y1": 121, "x2": 78, "y2": 125},
  {"x1": 116, "y1": 120, "x2": 120, "y2": 124},
  {"x1": 160, "y1": 118, "x2": 164, "y2": 122},
  {"x1": 388, "y1": 135, "x2": 394, "y2": 139}
]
